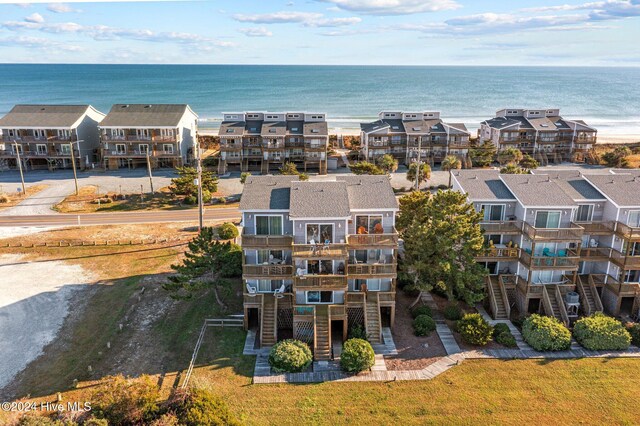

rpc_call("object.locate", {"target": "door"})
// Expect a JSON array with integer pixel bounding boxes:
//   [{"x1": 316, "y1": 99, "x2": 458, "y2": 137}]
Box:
[
  {"x1": 535, "y1": 211, "x2": 561, "y2": 228},
  {"x1": 482, "y1": 205, "x2": 504, "y2": 221},
  {"x1": 575, "y1": 205, "x2": 593, "y2": 222},
  {"x1": 628, "y1": 211, "x2": 640, "y2": 227}
]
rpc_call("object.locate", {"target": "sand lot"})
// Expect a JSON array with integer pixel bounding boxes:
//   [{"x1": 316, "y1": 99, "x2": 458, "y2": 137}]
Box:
[{"x1": 0, "y1": 254, "x2": 94, "y2": 389}]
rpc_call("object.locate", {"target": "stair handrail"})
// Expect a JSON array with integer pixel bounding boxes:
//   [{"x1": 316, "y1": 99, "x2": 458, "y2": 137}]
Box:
[
  {"x1": 373, "y1": 292, "x2": 383, "y2": 342},
  {"x1": 575, "y1": 276, "x2": 591, "y2": 316},
  {"x1": 541, "y1": 285, "x2": 554, "y2": 319},
  {"x1": 555, "y1": 285, "x2": 571, "y2": 326},
  {"x1": 272, "y1": 295, "x2": 279, "y2": 344},
  {"x1": 588, "y1": 275, "x2": 604, "y2": 312},
  {"x1": 486, "y1": 276, "x2": 499, "y2": 319},
  {"x1": 313, "y1": 305, "x2": 318, "y2": 358},
  {"x1": 498, "y1": 275, "x2": 511, "y2": 319}
]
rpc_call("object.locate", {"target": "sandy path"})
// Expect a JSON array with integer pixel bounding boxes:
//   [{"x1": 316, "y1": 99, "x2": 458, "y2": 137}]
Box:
[{"x1": 0, "y1": 254, "x2": 94, "y2": 390}]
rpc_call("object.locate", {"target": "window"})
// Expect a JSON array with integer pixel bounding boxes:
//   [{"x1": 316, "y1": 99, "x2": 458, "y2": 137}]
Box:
[
  {"x1": 33, "y1": 129, "x2": 45, "y2": 139},
  {"x1": 355, "y1": 215, "x2": 383, "y2": 234},
  {"x1": 535, "y1": 211, "x2": 561, "y2": 228},
  {"x1": 36, "y1": 144, "x2": 47, "y2": 154},
  {"x1": 255, "y1": 215, "x2": 283, "y2": 235},
  {"x1": 12, "y1": 144, "x2": 23, "y2": 154},
  {"x1": 258, "y1": 280, "x2": 283, "y2": 293},
  {"x1": 628, "y1": 211, "x2": 640, "y2": 227},
  {"x1": 116, "y1": 144, "x2": 126, "y2": 154},
  {"x1": 60, "y1": 144, "x2": 71, "y2": 155},
  {"x1": 306, "y1": 260, "x2": 333, "y2": 275},
  {"x1": 481, "y1": 205, "x2": 504, "y2": 221},
  {"x1": 8, "y1": 129, "x2": 16, "y2": 138},
  {"x1": 139, "y1": 144, "x2": 149, "y2": 154},
  {"x1": 57, "y1": 129, "x2": 70, "y2": 140},
  {"x1": 257, "y1": 250, "x2": 283, "y2": 264},
  {"x1": 483, "y1": 234, "x2": 502, "y2": 246},
  {"x1": 137, "y1": 129, "x2": 150, "y2": 139},
  {"x1": 163, "y1": 144, "x2": 174, "y2": 154},
  {"x1": 574, "y1": 205, "x2": 594, "y2": 222},
  {"x1": 306, "y1": 224, "x2": 333, "y2": 244},
  {"x1": 306, "y1": 291, "x2": 333, "y2": 304}
]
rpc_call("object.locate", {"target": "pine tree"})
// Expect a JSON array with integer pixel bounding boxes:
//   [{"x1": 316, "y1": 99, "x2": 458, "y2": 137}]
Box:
[
  {"x1": 163, "y1": 227, "x2": 242, "y2": 307},
  {"x1": 469, "y1": 141, "x2": 497, "y2": 167},
  {"x1": 170, "y1": 166, "x2": 218, "y2": 197},
  {"x1": 406, "y1": 162, "x2": 432, "y2": 188},
  {"x1": 377, "y1": 154, "x2": 399, "y2": 173},
  {"x1": 349, "y1": 161, "x2": 386, "y2": 175}
]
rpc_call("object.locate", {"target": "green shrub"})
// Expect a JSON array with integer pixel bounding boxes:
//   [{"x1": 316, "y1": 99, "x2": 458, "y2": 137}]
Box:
[
  {"x1": 403, "y1": 284, "x2": 420, "y2": 297},
  {"x1": 444, "y1": 304, "x2": 463, "y2": 321},
  {"x1": 340, "y1": 338, "x2": 375, "y2": 373},
  {"x1": 348, "y1": 324, "x2": 368, "y2": 341},
  {"x1": 413, "y1": 314, "x2": 436, "y2": 336},
  {"x1": 217, "y1": 222, "x2": 239, "y2": 240},
  {"x1": 83, "y1": 418, "x2": 109, "y2": 426},
  {"x1": 240, "y1": 171, "x2": 251, "y2": 184},
  {"x1": 91, "y1": 374, "x2": 160, "y2": 425},
  {"x1": 396, "y1": 270, "x2": 413, "y2": 289},
  {"x1": 457, "y1": 313, "x2": 493, "y2": 346},
  {"x1": 573, "y1": 313, "x2": 630, "y2": 351},
  {"x1": 411, "y1": 305, "x2": 433, "y2": 318},
  {"x1": 496, "y1": 331, "x2": 518, "y2": 348},
  {"x1": 184, "y1": 195, "x2": 197, "y2": 205},
  {"x1": 17, "y1": 416, "x2": 77, "y2": 426},
  {"x1": 626, "y1": 323, "x2": 640, "y2": 346},
  {"x1": 522, "y1": 314, "x2": 571, "y2": 351},
  {"x1": 493, "y1": 323, "x2": 511, "y2": 337},
  {"x1": 268, "y1": 339, "x2": 313, "y2": 373},
  {"x1": 170, "y1": 388, "x2": 241, "y2": 426}
]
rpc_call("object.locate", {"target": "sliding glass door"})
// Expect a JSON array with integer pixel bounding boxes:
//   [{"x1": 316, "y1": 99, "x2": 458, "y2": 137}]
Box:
[
  {"x1": 535, "y1": 211, "x2": 561, "y2": 228},
  {"x1": 255, "y1": 215, "x2": 283, "y2": 235}
]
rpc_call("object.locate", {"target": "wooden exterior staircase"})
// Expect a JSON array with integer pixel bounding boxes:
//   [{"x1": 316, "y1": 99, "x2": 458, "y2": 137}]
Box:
[
  {"x1": 486, "y1": 276, "x2": 509, "y2": 319},
  {"x1": 314, "y1": 305, "x2": 331, "y2": 361},
  {"x1": 542, "y1": 285, "x2": 569, "y2": 326},
  {"x1": 577, "y1": 275, "x2": 603, "y2": 316},
  {"x1": 365, "y1": 293, "x2": 382, "y2": 344},
  {"x1": 260, "y1": 295, "x2": 277, "y2": 346}
]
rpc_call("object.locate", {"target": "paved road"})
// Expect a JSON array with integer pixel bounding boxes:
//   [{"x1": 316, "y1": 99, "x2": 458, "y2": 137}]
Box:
[{"x1": 0, "y1": 207, "x2": 241, "y2": 227}]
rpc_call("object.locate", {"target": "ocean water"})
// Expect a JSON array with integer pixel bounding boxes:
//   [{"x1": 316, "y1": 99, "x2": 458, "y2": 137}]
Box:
[{"x1": 0, "y1": 64, "x2": 639, "y2": 134}]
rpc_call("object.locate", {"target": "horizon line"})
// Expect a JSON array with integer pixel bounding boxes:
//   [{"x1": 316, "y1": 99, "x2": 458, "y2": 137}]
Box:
[{"x1": 0, "y1": 63, "x2": 639, "y2": 68}]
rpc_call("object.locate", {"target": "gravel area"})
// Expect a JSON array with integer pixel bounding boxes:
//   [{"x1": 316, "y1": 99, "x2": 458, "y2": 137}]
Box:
[{"x1": 0, "y1": 254, "x2": 94, "y2": 390}]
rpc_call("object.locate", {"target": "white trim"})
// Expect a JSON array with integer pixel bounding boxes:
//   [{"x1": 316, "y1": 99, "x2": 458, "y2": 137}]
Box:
[
  {"x1": 305, "y1": 290, "x2": 334, "y2": 304},
  {"x1": 290, "y1": 216, "x2": 351, "y2": 221}
]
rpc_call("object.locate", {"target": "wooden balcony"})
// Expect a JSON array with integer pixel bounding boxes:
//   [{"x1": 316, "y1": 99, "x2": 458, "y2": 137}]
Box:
[
  {"x1": 579, "y1": 247, "x2": 612, "y2": 262},
  {"x1": 609, "y1": 249, "x2": 640, "y2": 269},
  {"x1": 102, "y1": 150, "x2": 178, "y2": 158},
  {"x1": 330, "y1": 305, "x2": 346, "y2": 319},
  {"x1": 241, "y1": 230, "x2": 293, "y2": 249},
  {"x1": 242, "y1": 264, "x2": 293, "y2": 277},
  {"x1": 616, "y1": 222, "x2": 640, "y2": 241},
  {"x1": 294, "y1": 275, "x2": 347, "y2": 289},
  {"x1": 304, "y1": 143, "x2": 327, "y2": 150},
  {"x1": 347, "y1": 263, "x2": 396, "y2": 276},
  {"x1": 347, "y1": 230, "x2": 399, "y2": 248},
  {"x1": 377, "y1": 291, "x2": 395, "y2": 305},
  {"x1": 522, "y1": 222, "x2": 584, "y2": 242},
  {"x1": 519, "y1": 249, "x2": 580, "y2": 270},
  {"x1": 102, "y1": 134, "x2": 177, "y2": 143},
  {"x1": 480, "y1": 221, "x2": 522, "y2": 235},
  {"x1": 475, "y1": 247, "x2": 520, "y2": 262},
  {"x1": 346, "y1": 292, "x2": 365, "y2": 306},
  {"x1": 574, "y1": 221, "x2": 615, "y2": 236},
  {"x1": 292, "y1": 243, "x2": 347, "y2": 259},
  {"x1": 593, "y1": 273, "x2": 639, "y2": 296}
]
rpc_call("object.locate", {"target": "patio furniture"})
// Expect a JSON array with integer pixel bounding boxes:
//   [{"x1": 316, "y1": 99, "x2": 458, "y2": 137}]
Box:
[
  {"x1": 274, "y1": 284, "x2": 286, "y2": 298},
  {"x1": 246, "y1": 283, "x2": 257, "y2": 296}
]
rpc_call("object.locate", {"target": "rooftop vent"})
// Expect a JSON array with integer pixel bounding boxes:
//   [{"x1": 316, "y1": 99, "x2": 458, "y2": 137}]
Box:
[
  {"x1": 413, "y1": 127, "x2": 421, "y2": 131},
  {"x1": 311, "y1": 129, "x2": 319, "y2": 133},
  {"x1": 144, "y1": 105, "x2": 152, "y2": 108},
  {"x1": 121, "y1": 105, "x2": 129, "y2": 108}
]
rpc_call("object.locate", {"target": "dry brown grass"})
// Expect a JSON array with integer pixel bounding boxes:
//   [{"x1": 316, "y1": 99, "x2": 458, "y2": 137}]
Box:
[{"x1": 0, "y1": 184, "x2": 48, "y2": 209}]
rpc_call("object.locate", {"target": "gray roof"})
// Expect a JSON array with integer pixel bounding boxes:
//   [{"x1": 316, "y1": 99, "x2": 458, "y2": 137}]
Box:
[
  {"x1": 536, "y1": 171, "x2": 607, "y2": 201},
  {"x1": 582, "y1": 174, "x2": 640, "y2": 207},
  {"x1": 100, "y1": 104, "x2": 190, "y2": 127},
  {"x1": 445, "y1": 122, "x2": 470, "y2": 135},
  {"x1": 453, "y1": 170, "x2": 515, "y2": 201},
  {"x1": 239, "y1": 176, "x2": 298, "y2": 210},
  {"x1": 289, "y1": 181, "x2": 351, "y2": 218},
  {"x1": 287, "y1": 121, "x2": 304, "y2": 135},
  {"x1": 340, "y1": 175, "x2": 398, "y2": 210},
  {"x1": 500, "y1": 174, "x2": 576, "y2": 207},
  {"x1": 360, "y1": 119, "x2": 404, "y2": 134},
  {"x1": 261, "y1": 121, "x2": 286, "y2": 137},
  {"x1": 303, "y1": 121, "x2": 328, "y2": 136},
  {"x1": 219, "y1": 120, "x2": 245, "y2": 136},
  {"x1": 0, "y1": 105, "x2": 94, "y2": 128}
]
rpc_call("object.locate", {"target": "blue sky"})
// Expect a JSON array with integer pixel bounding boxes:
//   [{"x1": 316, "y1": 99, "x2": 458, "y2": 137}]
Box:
[{"x1": 0, "y1": 0, "x2": 639, "y2": 65}]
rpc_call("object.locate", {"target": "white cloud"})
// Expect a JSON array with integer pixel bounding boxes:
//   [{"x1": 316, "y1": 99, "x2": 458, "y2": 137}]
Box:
[
  {"x1": 238, "y1": 26, "x2": 273, "y2": 37},
  {"x1": 24, "y1": 12, "x2": 45, "y2": 23},
  {"x1": 316, "y1": 0, "x2": 461, "y2": 15},
  {"x1": 0, "y1": 35, "x2": 82, "y2": 51},
  {"x1": 47, "y1": 3, "x2": 80, "y2": 13},
  {"x1": 233, "y1": 11, "x2": 322, "y2": 24},
  {"x1": 313, "y1": 17, "x2": 361, "y2": 27}
]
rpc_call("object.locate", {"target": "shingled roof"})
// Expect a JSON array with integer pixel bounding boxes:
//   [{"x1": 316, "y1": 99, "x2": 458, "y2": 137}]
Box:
[
  {"x1": 0, "y1": 105, "x2": 98, "y2": 128},
  {"x1": 239, "y1": 176, "x2": 298, "y2": 211},
  {"x1": 99, "y1": 104, "x2": 193, "y2": 127},
  {"x1": 453, "y1": 170, "x2": 515, "y2": 201},
  {"x1": 582, "y1": 174, "x2": 640, "y2": 207},
  {"x1": 500, "y1": 174, "x2": 576, "y2": 207}
]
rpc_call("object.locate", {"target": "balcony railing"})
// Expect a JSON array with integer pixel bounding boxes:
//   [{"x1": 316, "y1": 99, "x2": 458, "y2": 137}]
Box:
[
  {"x1": 347, "y1": 230, "x2": 399, "y2": 247},
  {"x1": 294, "y1": 275, "x2": 347, "y2": 288},
  {"x1": 241, "y1": 230, "x2": 293, "y2": 248},
  {"x1": 330, "y1": 305, "x2": 346, "y2": 318},
  {"x1": 616, "y1": 222, "x2": 640, "y2": 240},
  {"x1": 242, "y1": 264, "x2": 293, "y2": 277},
  {"x1": 102, "y1": 134, "x2": 178, "y2": 142},
  {"x1": 292, "y1": 243, "x2": 348, "y2": 258},
  {"x1": 476, "y1": 247, "x2": 520, "y2": 261},
  {"x1": 347, "y1": 263, "x2": 396, "y2": 276},
  {"x1": 593, "y1": 272, "x2": 639, "y2": 295},
  {"x1": 480, "y1": 220, "x2": 522, "y2": 234},
  {"x1": 522, "y1": 222, "x2": 584, "y2": 241},
  {"x1": 579, "y1": 247, "x2": 612, "y2": 261},
  {"x1": 609, "y1": 249, "x2": 640, "y2": 269},
  {"x1": 519, "y1": 249, "x2": 580, "y2": 269},
  {"x1": 574, "y1": 221, "x2": 615, "y2": 235}
]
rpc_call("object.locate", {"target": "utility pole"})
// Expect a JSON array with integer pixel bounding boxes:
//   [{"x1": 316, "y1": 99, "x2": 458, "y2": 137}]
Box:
[
  {"x1": 196, "y1": 133, "x2": 204, "y2": 230},
  {"x1": 13, "y1": 141, "x2": 26, "y2": 195},
  {"x1": 145, "y1": 149, "x2": 154, "y2": 194},
  {"x1": 69, "y1": 140, "x2": 80, "y2": 196},
  {"x1": 415, "y1": 136, "x2": 422, "y2": 190}
]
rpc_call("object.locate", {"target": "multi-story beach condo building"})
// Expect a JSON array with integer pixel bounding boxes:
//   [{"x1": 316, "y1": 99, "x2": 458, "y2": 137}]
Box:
[
  {"x1": 218, "y1": 112, "x2": 328, "y2": 175},
  {"x1": 479, "y1": 109, "x2": 597, "y2": 164},
  {"x1": 0, "y1": 105, "x2": 105, "y2": 171},
  {"x1": 240, "y1": 175, "x2": 398, "y2": 360},
  {"x1": 99, "y1": 104, "x2": 198, "y2": 170},
  {"x1": 359, "y1": 111, "x2": 471, "y2": 166},
  {"x1": 453, "y1": 169, "x2": 640, "y2": 324}
]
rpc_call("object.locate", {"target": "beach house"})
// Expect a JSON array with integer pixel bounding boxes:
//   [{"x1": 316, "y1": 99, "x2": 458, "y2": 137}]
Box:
[
  {"x1": 0, "y1": 105, "x2": 105, "y2": 171},
  {"x1": 479, "y1": 109, "x2": 597, "y2": 164},
  {"x1": 240, "y1": 175, "x2": 398, "y2": 359},
  {"x1": 453, "y1": 169, "x2": 640, "y2": 324},
  {"x1": 360, "y1": 111, "x2": 471, "y2": 167},
  {"x1": 99, "y1": 104, "x2": 198, "y2": 170},
  {"x1": 218, "y1": 112, "x2": 329, "y2": 175}
]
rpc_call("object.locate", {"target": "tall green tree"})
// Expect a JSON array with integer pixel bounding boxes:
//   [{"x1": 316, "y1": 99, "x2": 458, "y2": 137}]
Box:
[
  {"x1": 171, "y1": 166, "x2": 218, "y2": 197},
  {"x1": 519, "y1": 154, "x2": 539, "y2": 171},
  {"x1": 395, "y1": 190, "x2": 429, "y2": 232},
  {"x1": 406, "y1": 162, "x2": 432, "y2": 188},
  {"x1": 400, "y1": 190, "x2": 486, "y2": 305},
  {"x1": 602, "y1": 146, "x2": 632, "y2": 168},
  {"x1": 163, "y1": 227, "x2": 241, "y2": 308},
  {"x1": 441, "y1": 155, "x2": 462, "y2": 188},
  {"x1": 377, "y1": 154, "x2": 399, "y2": 174},
  {"x1": 469, "y1": 141, "x2": 497, "y2": 167},
  {"x1": 500, "y1": 163, "x2": 528, "y2": 174},
  {"x1": 279, "y1": 162, "x2": 308, "y2": 180},
  {"x1": 497, "y1": 147, "x2": 523, "y2": 165},
  {"x1": 349, "y1": 161, "x2": 386, "y2": 175}
]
